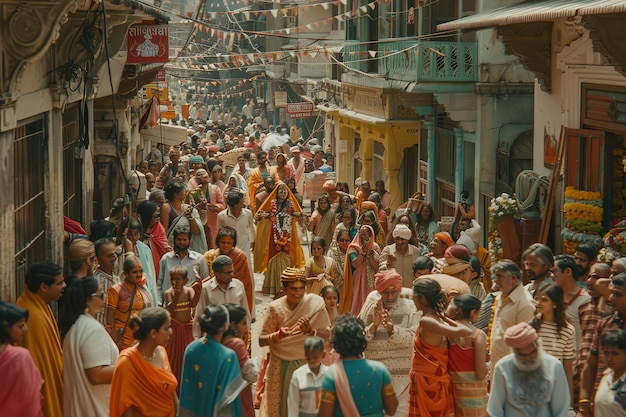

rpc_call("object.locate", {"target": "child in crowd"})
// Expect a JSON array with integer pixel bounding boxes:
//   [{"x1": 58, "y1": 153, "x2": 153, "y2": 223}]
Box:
[
  {"x1": 287, "y1": 336, "x2": 328, "y2": 417},
  {"x1": 320, "y1": 285, "x2": 340, "y2": 366},
  {"x1": 446, "y1": 293, "x2": 488, "y2": 416},
  {"x1": 321, "y1": 285, "x2": 339, "y2": 327},
  {"x1": 164, "y1": 265, "x2": 202, "y2": 388}
]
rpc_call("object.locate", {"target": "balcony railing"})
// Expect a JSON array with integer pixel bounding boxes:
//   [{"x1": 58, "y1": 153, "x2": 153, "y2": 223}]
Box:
[{"x1": 345, "y1": 40, "x2": 477, "y2": 82}]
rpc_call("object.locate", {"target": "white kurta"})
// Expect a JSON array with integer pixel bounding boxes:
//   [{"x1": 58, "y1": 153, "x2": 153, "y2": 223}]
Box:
[{"x1": 62, "y1": 314, "x2": 119, "y2": 417}]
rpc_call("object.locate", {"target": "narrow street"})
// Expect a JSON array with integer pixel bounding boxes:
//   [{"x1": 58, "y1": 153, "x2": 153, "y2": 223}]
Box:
[{"x1": 250, "y1": 213, "x2": 312, "y2": 416}]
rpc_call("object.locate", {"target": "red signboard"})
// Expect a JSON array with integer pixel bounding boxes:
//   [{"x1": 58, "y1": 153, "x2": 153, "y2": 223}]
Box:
[
  {"x1": 127, "y1": 24, "x2": 169, "y2": 64},
  {"x1": 286, "y1": 102, "x2": 314, "y2": 118}
]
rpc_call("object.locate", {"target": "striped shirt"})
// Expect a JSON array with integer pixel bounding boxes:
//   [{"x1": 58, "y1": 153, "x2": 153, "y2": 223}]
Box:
[
  {"x1": 93, "y1": 268, "x2": 120, "y2": 325},
  {"x1": 537, "y1": 321, "x2": 576, "y2": 361},
  {"x1": 288, "y1": 364, "x2": 328, "y2": 417}
]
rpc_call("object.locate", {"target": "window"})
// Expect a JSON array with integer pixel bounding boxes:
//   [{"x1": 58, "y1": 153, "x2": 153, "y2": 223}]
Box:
[
  {"x1": 332, "y1": 3, "x2": 345, "y2": 31},
  {"x1": 564, "y1": 129, "x2": 605, "y2": 193},
  {"x1": 14, "y1": 117, "x2": 48, "y2": 295},
  {"x1": 435, "y1": 128, "x2": 455, "y2": 183},
  {"x1": 63, "y1": 105, "x2": 83, "y2": 221}
]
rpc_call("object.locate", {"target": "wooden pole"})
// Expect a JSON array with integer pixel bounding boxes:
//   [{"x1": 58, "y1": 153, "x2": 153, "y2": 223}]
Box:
[{"x1": 538, "y1": 126, "x2": 566, "y2": 244}]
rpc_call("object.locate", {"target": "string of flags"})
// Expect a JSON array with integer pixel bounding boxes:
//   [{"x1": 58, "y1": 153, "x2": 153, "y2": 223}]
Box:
[
  {"x1": 173, "y1": 42, "x2": 426, "y2": 70},
  {"x1": 189, "y1": 0, "x2": 378, "y2": 41}
]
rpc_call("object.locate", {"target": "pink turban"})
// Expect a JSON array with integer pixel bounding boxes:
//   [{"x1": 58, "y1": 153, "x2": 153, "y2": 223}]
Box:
[
  {"x1": 375, "y1": 269, "x2": 403, "y2": 293},
  {"x1": 504, "y1": 322, "x2": 538, "y2": 349},
  {"x1": 434, "y1": 232, "x2": 454, "y2": 247}
]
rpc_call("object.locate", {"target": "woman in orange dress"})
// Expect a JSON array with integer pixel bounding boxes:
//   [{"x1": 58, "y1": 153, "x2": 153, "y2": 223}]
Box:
[
  {"x1": 109, "y1": 307, "x2": 177, "y2": 417},
  {"x1": 106, "y1": 257, "x2": 154, "y2": 350},
  {"x1": 408, "y1": 277, "x2": 472, "y2": 417},
  {"x1": 254, "y1": 182, "x2": 305, "y2": 296}
]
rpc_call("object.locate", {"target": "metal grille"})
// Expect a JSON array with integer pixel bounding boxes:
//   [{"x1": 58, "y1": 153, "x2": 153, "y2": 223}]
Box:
[
  {"x1": 14, "y1": 117, "x2": 48, "y2": 295},
  {"x1": 62, "y1": 105, "x2": 83, "y2": 221}
]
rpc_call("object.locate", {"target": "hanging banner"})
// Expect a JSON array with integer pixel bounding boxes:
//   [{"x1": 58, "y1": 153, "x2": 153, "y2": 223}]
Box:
[
  {"x1": 287, "y1": 102, "x2": 314, "y2": 118},
  {"x1": 127, "y1": 24, "x2": 169, "y2": 64},
  {"x1": 275, "y1": 91, "x2": 288, "y2": 107},
  {"x1": 143, "y1": 82, "x2": 169, "y2": 104}
]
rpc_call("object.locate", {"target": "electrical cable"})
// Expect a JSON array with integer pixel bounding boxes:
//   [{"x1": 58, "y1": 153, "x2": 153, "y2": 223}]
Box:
[
  {"x1": 100, "y1": 0, "x2": 132, "y2": 198},
  {"x1": 515, "y1": 170, "x2": 550, "y2": 215}
]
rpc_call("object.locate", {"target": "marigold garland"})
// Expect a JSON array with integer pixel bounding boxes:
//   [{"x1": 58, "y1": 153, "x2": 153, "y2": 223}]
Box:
[{"x1": 561, "y1": 187, "x2": 604, "y2": 253}]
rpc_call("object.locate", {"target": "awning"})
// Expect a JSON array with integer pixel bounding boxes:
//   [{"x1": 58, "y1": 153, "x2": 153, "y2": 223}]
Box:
[
  {"x1": 141, "y1": 123, "x2": 189, "y2": 147},
  {"x1": 437, "y1": 0, "x2": 626, "y2": 32}
]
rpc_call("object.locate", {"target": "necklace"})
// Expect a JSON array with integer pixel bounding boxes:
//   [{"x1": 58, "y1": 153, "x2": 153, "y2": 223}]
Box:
[
  {"x1": 314, "y1": 256, "x2": 326, "y2": 270},
  {"x1": 140, "y1": 348, "x2": 156, "y2": 361}
]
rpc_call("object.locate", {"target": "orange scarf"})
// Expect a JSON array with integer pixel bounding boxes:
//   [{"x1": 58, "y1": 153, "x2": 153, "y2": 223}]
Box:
[
  {"x1": 16, "y1": 289, "x2": 63, "y2": 417},
  {"x1": 109, "y1": 346, "x2": 177, "y2": 417}
]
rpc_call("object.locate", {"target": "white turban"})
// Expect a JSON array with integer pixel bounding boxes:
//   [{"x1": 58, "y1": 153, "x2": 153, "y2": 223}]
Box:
[{"x1": 392, "y1": 224, "x2": 412, "y2": 240}]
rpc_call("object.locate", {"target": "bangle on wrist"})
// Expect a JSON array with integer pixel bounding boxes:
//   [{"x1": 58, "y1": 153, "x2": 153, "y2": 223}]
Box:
[{"x1": 579, "y1": 399, "x2": 591, "y2": 404}]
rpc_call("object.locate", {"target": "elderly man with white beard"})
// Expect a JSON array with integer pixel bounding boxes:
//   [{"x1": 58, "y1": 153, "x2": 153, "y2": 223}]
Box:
[
  {"x1": 487, "y1": 322, "x2": 570, "y2": 417},
  {"x1": 357, "y1": 268, "x2": 421, "y2": 417}
]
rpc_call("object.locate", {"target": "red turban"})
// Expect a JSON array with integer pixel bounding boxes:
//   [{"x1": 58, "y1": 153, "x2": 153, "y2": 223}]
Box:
[
  {"x1": 444, "y1": 244, "x2": 471, "y2": 261},
  {"x1": 434, "y1": 232, "x2": 454, "y2": 247},
  {"x1": 504, "y1": 322, "x2": 538, "y2": 349},
  {"x1": 375, "y1": 269, "x2": 403, "y2": 293}
]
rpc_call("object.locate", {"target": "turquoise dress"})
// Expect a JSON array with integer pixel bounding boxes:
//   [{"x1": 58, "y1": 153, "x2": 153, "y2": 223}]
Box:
[
  {"x1": 179, "y1": 337, "x2": 247, "y2": 417},
  {"x1": 321, "y1": 358, "x2": 393, "y2": 417},
  {"x1": 135, "y1": 240, "x2": 158, "y2": 305}
]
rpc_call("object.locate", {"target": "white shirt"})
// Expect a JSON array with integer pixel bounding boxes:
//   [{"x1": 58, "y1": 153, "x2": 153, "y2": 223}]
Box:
[
  {"x1": 62, "y1": 314, "x2": 119, "y2": 417},
  {"x1": 193, "y1": 277, "x2": 250, "y2": 338},
  {"x1": 217, "y1": 207, "x2": 255, "y2": 255},
  {"x1": 288, "y1": 363, "x2": 328, "y2": 417},
  {"x1": 594, "y1": 368, "x2": 626, "y2": 417},
  {"x1": 157, "y1": 249, "x2": 209, "y2": 306}
]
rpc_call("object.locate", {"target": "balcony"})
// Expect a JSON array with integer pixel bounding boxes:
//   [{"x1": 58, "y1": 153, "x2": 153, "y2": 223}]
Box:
[{"x1": 345, "y1": 40, "x2": 477, "y2": 82}]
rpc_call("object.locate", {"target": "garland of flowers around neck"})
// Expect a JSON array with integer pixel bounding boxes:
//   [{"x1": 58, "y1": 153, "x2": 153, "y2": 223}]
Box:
[{"x1": 271, "y1": 198, "x2": 293, "y2": 251}]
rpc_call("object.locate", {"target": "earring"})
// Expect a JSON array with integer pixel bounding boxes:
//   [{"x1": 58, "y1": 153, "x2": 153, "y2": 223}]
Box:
[{"x1": 233, "y1": 329, "x2": 238, "y2": 336}]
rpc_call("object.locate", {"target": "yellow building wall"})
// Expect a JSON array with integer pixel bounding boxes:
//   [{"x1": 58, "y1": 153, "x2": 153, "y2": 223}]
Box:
[{"x1": 331, "y1": 111, "x2": 419, "y2": 213}]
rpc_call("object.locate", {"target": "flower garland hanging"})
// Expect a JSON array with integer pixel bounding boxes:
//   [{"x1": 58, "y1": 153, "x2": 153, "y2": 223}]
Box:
[
  {"x1": 487, "y1": 193, "x2": 519, "y2": 263},
  {"x1": 561, "y1": 186, "x2": 604, "y2": 254}
]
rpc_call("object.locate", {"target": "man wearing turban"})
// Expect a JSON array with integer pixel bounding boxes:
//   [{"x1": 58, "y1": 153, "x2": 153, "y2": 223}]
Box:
[
  {"x1": 379, "y1": 224, "x2": 421, "y2": 287},
  {"x1": 287, "y1": 146, "x2": 305, "y2": 194},
  {"x1": 488, "y1": 322, "x2": 570, "y2": 417},
  {"x1": 357, "y1": 268, "x2": 421, "y2": 417},
  {"x1": 428, "y1": 231, "x2": 455, "y2": 273}
]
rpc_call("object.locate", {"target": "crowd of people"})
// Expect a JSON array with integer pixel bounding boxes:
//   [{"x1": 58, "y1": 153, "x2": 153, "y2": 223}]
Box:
[{"x1": 3, "y1": 113, "x2": 626, "y2": 417}]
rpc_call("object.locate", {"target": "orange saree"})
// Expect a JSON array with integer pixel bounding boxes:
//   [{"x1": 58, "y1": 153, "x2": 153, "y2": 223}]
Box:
[
  {"x1": 109, "y1": 346, "x2": 177, "y2": 417},
  {"x1": 408, "y1": 328, "x2": 455, "y2": 417}
]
